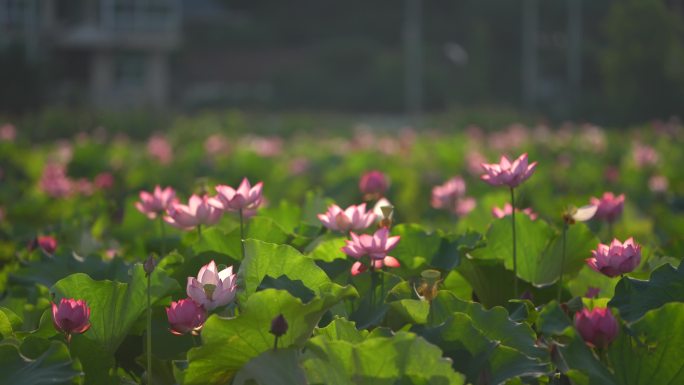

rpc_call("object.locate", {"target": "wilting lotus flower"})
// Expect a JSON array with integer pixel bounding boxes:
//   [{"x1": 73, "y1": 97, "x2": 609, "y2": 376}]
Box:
[
  {"x1": 431, "y1": 176, "x2": 476, "y2": 216},
  {"x1": 359, "y1": 170, "x2": 389, "y2": 199},
  {"x1": 31, "y1": 235, "x2": 58, "y2": 254},
  {"x1": 590, "y1": 192, "x2": 624, "y2": 223},
  {"x1": 187, "y1": 260, "x2": 237, "y2": 310},
  {"x1": 587, "y1": 238, "x2": 641, "y2": 277},
  {"x1": 166, "y1": 298, "x2": 207, "y2": 335},
  {"x1": 136, "y1": 185, "x2": 177, "y2": 219},
  {"x1": 480, "y1": 153, "x2": 537, "y2": 188},
  {"x1": 318, "y1": 203, "x2": 376, "y2": 232},
  {"x1": 211, "y1": 178, "x2": 264, "y2": 212},
  {"x1": 52, "y1": 298, "x2": 91, "y2": 341},
  {"x1": 342, "y1": 228, "x2": 401, "y2": 275},
  {"x1": 574, "y1": 307, "x2": 619, "y2": 349},
  {"x1": 164, "y1": 194, "x2": 223, "y2": 230},
  {"x1": 492, "y1": 203, "x2": 538, "y2": 220}
]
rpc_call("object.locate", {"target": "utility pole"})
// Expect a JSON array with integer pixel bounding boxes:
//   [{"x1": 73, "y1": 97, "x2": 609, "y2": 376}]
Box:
[
  {"x1": 404, "y1": 0, "x2": 423, "y2": 128},
  {"x1": 521, "y1": 0, "x2": 538, "y2": 110}
]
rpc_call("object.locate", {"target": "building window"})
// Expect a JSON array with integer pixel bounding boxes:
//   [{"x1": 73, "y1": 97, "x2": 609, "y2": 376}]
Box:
[{"x1": 114, "y1": 52, "x2": 145, "y2": 87}]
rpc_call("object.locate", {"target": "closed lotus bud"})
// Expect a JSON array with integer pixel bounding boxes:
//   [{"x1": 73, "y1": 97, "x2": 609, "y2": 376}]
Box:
[
  {"x1": 52, "y1": 298, "x2": 91, "y2": 341},
  {"x1": 270, "y1": 314, "x2": 288, "y2": 337},
  {"x1": 30, "y1": 235, "x2": 58, "y2": 254},
  {"x1": 574, "y1": 307, "x2": 618, "y2": 349},
  {"x1": 144, "y1": 255, "x2": 157, "y2": 276},
  {"x1": 359, "y1": 170, "x2": 389, "y2": 200},
  {"x1": 166, "y1": 298, "x2": 207, "y2": 335}
]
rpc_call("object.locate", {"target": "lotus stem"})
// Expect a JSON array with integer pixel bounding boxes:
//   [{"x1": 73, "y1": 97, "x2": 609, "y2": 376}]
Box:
[
  {"x1": 510, "y1": 187, "x2": 518, "y2": 298},
  {"x1": 158, "y1": 216, "x2": 166, "y2": 257},
  {"x1": 146, "y1": 273, "x2": 152, "y2": 384},
  {"x1": 239, "y1": 208, "x2": 246, "y2": 260},
  {"x1": 558, "y1": 223, "x2": 568, "y2": 302}
]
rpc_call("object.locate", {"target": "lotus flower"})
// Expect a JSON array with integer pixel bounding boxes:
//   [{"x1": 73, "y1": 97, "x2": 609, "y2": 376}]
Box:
[
  {"x1": 187, "y1": 260, "x2": 237, "y2": 310},
  {"x1": 147, "y1": 134, "x2": 173, "y2": 164},
  {"x1": 342, "y1": 228, "x2": 401, "y2": 275},
  {"x1": 39, "y1": 164, "x2": 73, "y2": 198},
  {"x1": 590, "y1": 192, "x2": 624, "y2": 223},
  {"x1": 359, "y1": 170, "x2": 389, "y2": 199},
  {"x1": 431, "y1": 177, "x2": 477, "y2": 216},
  {"x1": 166, "y1": 298, "x2": 207, "y2": 335},
  {"x1": 30, "y1": 235, "x2": 58, "y2": 254},
  {"x1": 164, "y1": 194, "x2": 223, "y2": 230},
  {"x1": 574, "y1": 307, "x2": 619, "y2": 349},
  {"x1": 491, "y1": 203, "x2": 538, "y2": 220},
  {"x1": 52, "y1": 298, "x2": 91, "y2": 340},
  {"x1": 135, "y1": 185, "x2": 177, "y2": 219},
  {"x1": 480, "y1": 153, "x2": 537, "y2": 188},
  {"x1": 211, "y1": 178, "x2": 264, "y2": 212},
  {"x1": 587, "y1": 238, "x2": 641, "y2": 277},
  {"x1": 318, "y1": 203, "x2": 376, "y2": 232}
]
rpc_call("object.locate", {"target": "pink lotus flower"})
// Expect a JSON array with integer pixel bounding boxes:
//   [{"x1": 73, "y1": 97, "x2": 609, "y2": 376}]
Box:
[
  {"x1": 40, "y1": 164, "x2": 73, "y2": 198},
  {"x1": 0, "y1": 123, "x2": 16, "y2": 141},
  {"x1": 94, "y1": 172, "x2": 114, "y2": 190},
  {"x1": 211, "y1": 178, "x2": 264, "y2": 212},
  {"x1": 574, "y1": 307, "x2": 618, "y2": 349},
  {"x1": 590, "y1": 192, "x2": 624, "y2": 223},
  {"x1": 30, "y1": 235, "x2": 58, "y2": 254},
  {"x1": 342, "y1": 228, "x2": 401, "y2": 275},
  {"x1": 431, "y1": 176, "x2": 476, "y2": 216},
  {"x1": 480, "y1": 153, "x2": 537, "y2": 188},
  {"x1": 632, "y1": 143, "x2": 659, "y2": 168},
  {"x1": 136, "y1": 186, "x2": 177, "y2": 219},
  {"x1": 587, "y1": 238, "x2": 641, "y2": 277},
  {"x1": 359, "y1": 170, "x2": 389, "y2": 199},
  {"x1": 164, "y1": 194, "x2": 223, "y2": 230},
  {"x1": 147, "y1": 134, "x2": 173, "y2": 165},
  {"x1": 166, "y1": 298, "x2": 207, "y2": 335},
  {"x1": 318, "y1": 203, "x2": 376, "y2": 232},
  {"x1": 648, "y1": 175, "x2": 668, "y2": 193},
  {"x1": 52, "y1": 298, "x2": 91, "y2": 340},
  {"x1": 492, "y1": 203, "x2": 538, "y2": 221},
  {"x1": 186, "y1": 260, "x2": 237, "y2": 310}
]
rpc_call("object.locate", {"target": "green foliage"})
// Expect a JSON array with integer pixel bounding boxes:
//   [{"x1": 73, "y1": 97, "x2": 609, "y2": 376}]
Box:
[{"x1": 0, "y1": 339, "x2": 83, "y2": 385}]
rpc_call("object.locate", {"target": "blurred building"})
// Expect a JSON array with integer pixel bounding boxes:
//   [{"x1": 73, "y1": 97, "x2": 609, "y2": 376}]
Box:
[{"x1": 0, "y1": 0, "x2": 181, "y2": 108}]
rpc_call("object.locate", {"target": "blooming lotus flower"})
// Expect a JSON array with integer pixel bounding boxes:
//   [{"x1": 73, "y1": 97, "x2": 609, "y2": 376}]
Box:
[
  {"x1": 587, "y1": 238, "x2": 641, "y2": 277},
  {"x1": 480, "y1": 153, "x2": 537, "y2": 188},
  {"x1": 211, "y1": 178, "x2": 264, "y2": 212},
  {"x1": 52, "y1": 298, "x2": 91, "y2": 340},
  {"x1": 0, "y1": 123, "x2": 16, "y2": 141},
  {"x1": 147, "y1": 134, "x2": 173, "y2": 164},
  {"x1": 590, "y1": 192, "x2": 624, "y2": 223},
  {"x1": 40, "y1": 164, "x2": 73, "y2": 198},
  {"x1": 342, "y1": 228, "x2": 401, "y2": 275},
  {"x1": 359, "y1": 170, "x2": 389, "y2": 199},
  {"x1": 574, "y1": 307, "x2": 619, "y2": 349},
  {"x1": 135, "y1": 185, "x2": 177, "y2": 219},
  {"x1": 431, "y1": 177, "x2": 476, "y2": 216},
  {"x1": 187, "y1": 260, "x2": 237, "y2": 310},
  {"x1": 318, "y1": 203, "x2": 376, "y2": 232},
  {"x1": 492, "y1": 203, "x2": 538, "y2": 220},
  {"x1": 29, "y1": 235, "x2": 58, "y2": 254},
  {"x1": 166, "y1": 298, "x2": 207, "y2": 335},
  {"x1": 165, "y1": 195, "x2": 223, "y2": 230}
]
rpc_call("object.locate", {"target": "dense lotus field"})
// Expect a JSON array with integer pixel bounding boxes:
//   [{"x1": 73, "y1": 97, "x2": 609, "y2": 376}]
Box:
[{"x1": 0, "y1": 120, "x2": 684, "y2": 385}]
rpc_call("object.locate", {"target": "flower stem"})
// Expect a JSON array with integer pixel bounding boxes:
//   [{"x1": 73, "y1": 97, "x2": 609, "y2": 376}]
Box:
[
  {"x1": 197, "y1": 225, "x2": 202, "y2": 240},
  {"x1": 558, "y1": 223, "x2": 568, "y2": 302},
  {"x1": 158, "y1": 216, "x2": 166, "y2": 257},
  {"x1": 239, "y1": 208, "x2": 246, "y2": 260},
  {"x1": 510, "y1": 187, "x2": 518, "y2": 298},
  {"x1": 607, "y1": 221, "x2": 614, "y2": 241},
  {"x1": 369, "y1": 263, "x2": 377, "y2": 308},
  {"x1": 273, "y1": 336, "x2": 279, "y2": 350},
  {"x1": 146, "y1": 274, "x2": 152, "y2": 384}
]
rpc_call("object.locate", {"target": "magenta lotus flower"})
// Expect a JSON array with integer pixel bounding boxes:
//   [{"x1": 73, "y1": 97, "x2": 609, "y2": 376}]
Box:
[
  {"x1": 212, "y1": 178, "x2": 264, "y2": 212},
  {"x1": 587, "y1": 238, "x2": 641, "y2": 277},
  {"x1": 480, "y1": 153, "x2": 537, "y2": 188},
  {"x1": 135, "y1": 185, "x2": 177, "y2": 219},
  {"x1": 32, "y1": 235, "x2": 58, "y2": 254},
  {"x1": 492, "y1": 203, "x2": 538, "y2": 220},
  {"x1": 52, "y1": 298, "x2": 91, "y2": 340},
  {"x1": 590, "y1": 192, "x2": 624, "y2": 223},
  {"x1": 574, "y1": 307, "x2": 619, "y2": 349},
  {"x1": 166, "y1": 298, "x2": 207, "y2": 335},
  {"x1": 318, "y1": 203, "x2": 376, "y2": 232},
  {"x1": 164, "y1": 194, "x2": 223, "y2": 230},
  {"x1": 186, "y1": 260, "x2": 237, "y2": 310},
  {"x1": 342, "y1": 227, "x2": 401, "y2": 275},
  {"x1": 431, "y1": 176, "x2": 476, "y2": 216},
  {"x1": 359, "y1": 170, "x2": 389, "y2": 199}
]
